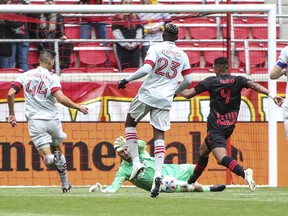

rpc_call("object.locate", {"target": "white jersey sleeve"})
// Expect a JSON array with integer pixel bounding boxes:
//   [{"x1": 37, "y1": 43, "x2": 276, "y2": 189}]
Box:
[
  {"x1": 137, "y1": 41, "x2": 191, "y2": 110},
  {"x1": 277, "y1": 46, "x2": 288, "y2": 69}
]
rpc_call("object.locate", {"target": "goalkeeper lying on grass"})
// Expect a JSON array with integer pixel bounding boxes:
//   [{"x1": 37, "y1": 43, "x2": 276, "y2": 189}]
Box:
[{"x1": 89, "y1": 136, "x2": 226, "y2": 193}]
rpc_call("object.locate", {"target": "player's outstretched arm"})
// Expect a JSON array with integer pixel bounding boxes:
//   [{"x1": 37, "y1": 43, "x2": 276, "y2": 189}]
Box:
[
  {"x1": 180, "y1": 88, "x2": 197, "y2": 99},
  {"x1": 53, "y1": 90, "x2": 88, "y2": 114},
  {"x1": 118, "y1": 64, "x2": 152, "y2": 89},
  {"x1": 247, "y1": 81, "x2": 284, "y2": 107},
  {"x1": 174, "y1": 74, "x2": 193, "y2": 96}
]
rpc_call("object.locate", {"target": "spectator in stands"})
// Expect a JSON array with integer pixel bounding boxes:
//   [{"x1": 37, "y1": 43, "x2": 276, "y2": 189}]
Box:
[
  {"x1": 112, "y1": 0, "x2": 142, "y2": 71},
  {"x1": 79, "y1": 0, "x2": 107, "y2": 40},
  {"x1": 79, "y1": 0, "x2": 109, "y2": 67},
  {"x1": 7, "y1": 0, "x2": 32, "y2": 72},
  {"x1": 138, "y1": 0, "x2": 171, "y2": 62},
  {"x1": 38, "y1": 0, "x2": 73, "y2": 70},
  {"x1": 0, "y1": 0, "x2": 24, "y2": 69}
]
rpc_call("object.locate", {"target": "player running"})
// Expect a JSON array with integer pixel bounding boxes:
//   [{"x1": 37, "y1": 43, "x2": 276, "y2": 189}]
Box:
[
  {"x1": 117, "y1": 22, "x2": 192, "y2": 198},
  {"x1": 7, "y1": 49, "x2": 88, "y2": 193},
  {"x1": 180, "y1": 57, "x2": 283, "y2": 192}
]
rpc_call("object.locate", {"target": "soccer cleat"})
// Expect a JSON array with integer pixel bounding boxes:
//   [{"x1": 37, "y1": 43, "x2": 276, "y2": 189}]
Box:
[
  {"x1": 150, "y1": 177, "x2": 162, "y2": 198},
  {"x1": 54, "y1": 151, "x2": 66, "y2": 173},
  {"x1": 62, "y1": 182, "x2": 71, "y2": 193},
  {"x1": 129, "y1": 164, "x2": 144, "y2": 181},
  {"x1": 209, "y1": 184, "x2": 226, "y2": 192},
  {"x1": 244, "y1": 168, "x2": 256, "y2": 192}
]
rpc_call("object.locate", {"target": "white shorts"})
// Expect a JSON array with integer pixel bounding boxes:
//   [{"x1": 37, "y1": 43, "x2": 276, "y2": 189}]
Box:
[
  {"x1": 128, "y1": 96, "x2": 171, "y2": 131},
  {"x1": 28, "y1": 119, "x2": 67, "y2": 151},
  {"x1": 283, "y1": 102, "x2": 288, "y2": 140}
]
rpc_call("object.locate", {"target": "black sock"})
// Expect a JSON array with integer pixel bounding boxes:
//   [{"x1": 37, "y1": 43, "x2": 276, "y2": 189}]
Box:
[
  {"x1": 188, "y1": 156, "x2": 208, "y2": 184},
  {"x1": 221, "y1": 156, "x2": 245, "y2": 179}
]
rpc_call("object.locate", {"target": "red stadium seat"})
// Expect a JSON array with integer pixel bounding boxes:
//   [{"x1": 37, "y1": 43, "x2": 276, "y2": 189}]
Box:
[
  {"x1": 61, "y1": 67, "x2": 86, "y2": 74},
  {"x1": 221, "y1": 18, "x2": 250, "y2": 39},
  {"x1": 202, "y1": 43, "x2": 227, "y2": 67},
  {"x1": 86, "y1": 67, "x2": 119, "y2": 73},
  {"x1": 233, "y1": 0, "x2": 265, "y2": 4},
  {"x1": 237, "y1": 42, "x2": 267, "y2": 68},
  {"x1": 251, "y1": 18, "x2": 280, "y2": 39},
  {"x1": 187, "y1": 18, "x2": 217, "y2": 39},
  {"x1": 123, "y1": 67, "x2": 138, "y2": 73},
  {"x1": 77, "y1": 43, "x2": 108, "y2": 68},
  {"x1": 27, "y1": 49, "x2": 39, "y2": 69},
  {"x1": 0, "y1": 68, "x2": 24, "y2": 73},
  {"x1": 178, "y1": 43, "x2": 202, "y2": 67},
  {"x1": 65, "y1": 24, "x2": 80, "y2": 39},
  {"x1": 190, "y1": 67, "x2": 213, "y2": 73},
  {"x1": 55, "y1": 0, "x2": 79, "y2": 4},
  {"x1": 173, "y1": 20, "x2": 187, "y2": 39}
]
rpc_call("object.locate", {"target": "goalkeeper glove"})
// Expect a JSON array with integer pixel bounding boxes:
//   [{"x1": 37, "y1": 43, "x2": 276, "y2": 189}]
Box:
[
  {"x1": 118, "y1": 79, "x2": 129, "y2": 89},
  {"x1": 89, "y1": 183, "x2": 106, "y2": 193},
  {"x1": 114, "y1": 136, "x2": 127, "y2": 152}
]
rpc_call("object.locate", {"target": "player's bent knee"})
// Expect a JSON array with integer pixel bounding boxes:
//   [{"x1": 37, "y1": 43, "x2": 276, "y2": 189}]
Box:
[{"x1": 44, "y1": 154, "x2": 55, "y2": 168}]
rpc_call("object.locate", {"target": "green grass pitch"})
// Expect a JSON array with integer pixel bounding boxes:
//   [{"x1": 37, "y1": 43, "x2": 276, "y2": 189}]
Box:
[{"x1": 0, "y1": 187, "x2": 288, "y2": 216}]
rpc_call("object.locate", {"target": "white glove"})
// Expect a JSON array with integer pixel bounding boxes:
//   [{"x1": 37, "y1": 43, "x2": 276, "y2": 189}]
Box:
[
  {"x1": 89, "y1": 183, "x2": 106, "y2": 193},
  {"x1": 180, "y1": 182, "x2": 195, "y2": 192},
  {"x1": 114, "y1": 136, "x2": 127, "y2": 152}
]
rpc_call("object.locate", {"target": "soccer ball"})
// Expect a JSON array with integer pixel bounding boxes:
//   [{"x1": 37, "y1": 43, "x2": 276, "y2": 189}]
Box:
[{"x1": 160, "y1": 175, "x2": 177, "y2": 193}]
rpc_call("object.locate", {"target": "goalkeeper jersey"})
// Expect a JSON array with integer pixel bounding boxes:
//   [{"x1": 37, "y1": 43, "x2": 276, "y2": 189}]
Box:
[{"x1": 105, "y1": 153, "x2": 195, "y2": 193}]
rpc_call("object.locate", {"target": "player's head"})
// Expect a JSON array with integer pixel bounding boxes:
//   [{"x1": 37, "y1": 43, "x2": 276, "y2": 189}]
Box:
[
  {"x1": 213, "y1": 57, "x2": 228, "y2": 76},
  {"x1": 38, "y1": 49, "x2": 56, "y2": 71},
  {"x1": 162, "y1": 22, "x2": 178, "y2": 42},
  {"x1": 113, "y1": 136, "x2": 132, "y2": 162}
]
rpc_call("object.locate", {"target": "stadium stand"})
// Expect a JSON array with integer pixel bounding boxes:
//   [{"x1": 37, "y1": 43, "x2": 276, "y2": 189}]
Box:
[
  {"x1": 187, "y1": 17, "x2": 218, "y2": 39},
  {"x1": 122, "y1": 67, "x2": 138, "y2": 73},
  {"x1": 0, "y1": 68, "x2": 24, "y2": 73},
  {"x1": 237, "y1": 42, "x2": 267, "y2": 68},
  {"x1": 61, "y1": 67, "x2": 87, "y2": 74}
]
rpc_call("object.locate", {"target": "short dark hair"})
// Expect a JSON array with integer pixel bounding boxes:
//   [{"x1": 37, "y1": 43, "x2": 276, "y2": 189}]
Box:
[
  {"x1": 39, "y1": 49, "x2": 56, "y2": 64},
  {"x1": 164, "y1": 22, "x2": 178, "y2": 35},
  {"x1": 39, "y1": 49, "x2": 56, "y2": 58},
  {"x1": 214, "y1": 57, "x2": 228, "y2": 65}
]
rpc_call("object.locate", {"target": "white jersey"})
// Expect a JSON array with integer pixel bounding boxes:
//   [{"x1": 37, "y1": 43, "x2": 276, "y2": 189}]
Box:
[
  {"x1": 13, "y1": 66, "x2": 62, "y2": 120},
  {"x1": 138, "y1": 41, "x2": 191, "y2": 110},
  {"x1": 276, "y1": 46, "x2": 288, "y2": 97}
]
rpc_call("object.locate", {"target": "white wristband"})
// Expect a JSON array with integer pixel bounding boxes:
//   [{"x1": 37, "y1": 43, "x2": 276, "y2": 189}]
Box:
[{"x1": 268, "y1": 92, "x2": 276, "y2": 99}]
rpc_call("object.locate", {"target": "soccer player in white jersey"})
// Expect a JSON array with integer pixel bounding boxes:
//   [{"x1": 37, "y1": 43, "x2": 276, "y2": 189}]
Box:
[
  {"x1": 118, "y1": 22, "x2": 192, "y2": 198},
  {"x1": 270, "y1": 46, "x2": 288, "y2": 140},
  {"x1": 7, "y1": 49, "x2": 88, "y2": 193}
]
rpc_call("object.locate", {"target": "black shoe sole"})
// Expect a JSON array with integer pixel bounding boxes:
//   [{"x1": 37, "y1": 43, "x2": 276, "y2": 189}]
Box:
[
  {"x1": 150, "y1": 177, "x2": 162, "y2": 198},
  {"x1": 209, "y1": 184, "x2": 226, "y2": 192}
]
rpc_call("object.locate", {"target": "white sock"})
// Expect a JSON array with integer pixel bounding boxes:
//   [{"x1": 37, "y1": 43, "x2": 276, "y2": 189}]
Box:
[
  {"x1": 59, "y1": 154, "x2": 68, "y2": 184},
  {"x1": 125, "y1": 127, "x2": 140, "y2": 165},
  {"x1": 154, "y1": 139, "x2": 165, "y2": 177}
]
